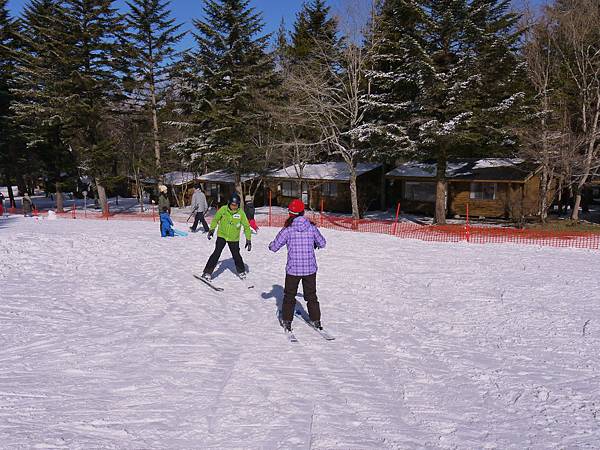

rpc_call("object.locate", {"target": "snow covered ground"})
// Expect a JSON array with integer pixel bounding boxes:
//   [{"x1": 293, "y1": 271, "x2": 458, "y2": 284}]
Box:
[{"x1": 1, "y1": 216, "x2": 599, "y2": 448}]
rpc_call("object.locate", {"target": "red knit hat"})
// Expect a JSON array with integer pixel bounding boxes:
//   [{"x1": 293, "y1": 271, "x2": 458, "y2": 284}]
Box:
[{"x1": 288, "y1": 198, "x2": 305, "y2": 215}]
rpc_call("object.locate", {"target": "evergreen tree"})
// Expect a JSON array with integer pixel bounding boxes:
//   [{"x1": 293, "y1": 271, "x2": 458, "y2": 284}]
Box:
[
  {"x1": 363, "y1": 0, "x2": 429, "y2": 158},
  {"x1": 0, "y1": 0, "x2": 22, "y2": 202},
  {"x1": 11, "y1": 0, "x2": 78, "y2": 210},
  {"x1": 59, "y1": 0, "x2": 127, "y2": 212},
  {"x1": 288, "y1": 0, "x2": 339, "y2": 63},
  {"x1": 125, "y1": 0, "x2": 185, "y2": 176},
  {"x1": 372, "y1": 0, "x2": 524, "y2": 223},
  {"x1": 170, "y1": 0, "x2": 277, "y2": 195}
]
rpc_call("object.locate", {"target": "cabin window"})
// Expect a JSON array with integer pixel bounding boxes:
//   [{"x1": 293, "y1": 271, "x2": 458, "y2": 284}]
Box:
[
  {"x1": 206, "y1": 183, "x2": 219, "y2": 198},
  {"x1": 321, "y1": 182, "x2": 338, "y2": 197},
  {"x1": 281, "y1": 181, "x2": 300, "y2": 197},
  {"x1": 470, "y1": 182, "x2": 497, "y2": 200},
  {"x1": 404, "y1": 181, "x2": 436, "y2": 202}
]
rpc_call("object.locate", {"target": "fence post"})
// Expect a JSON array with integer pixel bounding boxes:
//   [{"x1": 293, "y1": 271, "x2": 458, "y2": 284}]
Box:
[
  {"x1": 320, "y1": 198, "x2": 324, "y2": 226},
  {"x1": 268, "y1": 190, "x2": 272, "y2": 227},
  {"x1": 465, "y1": 202, "x2": 470, "y2": 242},
  {"x1": 392, "y1": 201, "x2": 401, "y2": 235},
  {"x1": 71, "y1": 201, "x2": 76, "y2": 219}
]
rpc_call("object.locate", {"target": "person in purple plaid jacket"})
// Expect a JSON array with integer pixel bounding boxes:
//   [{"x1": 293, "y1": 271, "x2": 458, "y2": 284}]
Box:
[{"x1": 269, "y1": 199, "x2": 326, "y2": 332}]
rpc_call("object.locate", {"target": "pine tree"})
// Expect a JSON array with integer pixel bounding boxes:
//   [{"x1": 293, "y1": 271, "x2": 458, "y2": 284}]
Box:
[
  {"x1": 363, "y1": 0, "x2": 429, "y2": 158},
  {"x1": 170, "y1": 0, "x2": 277, "y2": 195},
  {"x1": 125, "y1": 0, "x2": 185, "y2": 177},
  {"x1": 0, "y1": 0, "x2": 22, "y2": 202},
  {"x1": 59, "y1": 0, "x2": 126, "y2": 213},
  {"x1": 11, "y1": 0, "x2": 78, "y2": 211},
  {"x1": 288, "y1": 0, "x2": 339, "y2": 63},
  {"x1": 365, "y1": 0, "x2": 525, "y2": 222}
]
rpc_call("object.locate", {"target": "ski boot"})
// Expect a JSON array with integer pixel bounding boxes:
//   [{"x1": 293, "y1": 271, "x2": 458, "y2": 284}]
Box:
[
  {"x1": 311, "y1": 320, "x2": 323, "y2": 330},
  {"x1": 238, "y1": 271, "x2": 247, "y2": 280},
  {"x1": 282, "y1": 320, "x2": 293, "y2": 332},
  {"x1": 201, "y1": 273, "x2": 212, "y2": 281}
]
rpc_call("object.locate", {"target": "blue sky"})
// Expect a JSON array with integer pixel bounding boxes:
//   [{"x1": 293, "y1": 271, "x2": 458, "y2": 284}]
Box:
[{"x1": 7, "y1": 0, "x2": 547, "y2": 50}]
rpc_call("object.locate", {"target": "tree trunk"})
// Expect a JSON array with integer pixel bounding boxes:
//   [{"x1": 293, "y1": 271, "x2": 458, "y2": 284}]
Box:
[
  {"x1": 150, "y1": 82, "x2": 161, "y2": 176},
  {"x1": 55, "y1": 181, "x2": 64, "y2": 213},
  {"x1": 539, "y1": 168, "x2": 549, "y2": 223},
  {"x1": 6, "y1": 182, "x2": 16, "y2": 208},
  {"x1": 434, "y1": 150, "x2": 448, "y2": 225},
  {"x1": 234, "y1": 172, "x2": 243, "y2": 206},
  {"x1": 96, "y1": 180, "x2": 108, "y2": 216},
  {"x1": 349, "y1": 164, "x2": 360, "y2": 220}
]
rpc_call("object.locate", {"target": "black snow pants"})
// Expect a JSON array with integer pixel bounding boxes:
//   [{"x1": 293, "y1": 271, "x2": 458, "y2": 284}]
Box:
[
  {"x1": 281, "y1": 273, "x2": 320, "y2": 322},
  {"x1": 191, "y1": 211, "x2": 209, "y2": 232},
  {"x1": 203, "y1": 237, "x2": 245, "y2": 275}
]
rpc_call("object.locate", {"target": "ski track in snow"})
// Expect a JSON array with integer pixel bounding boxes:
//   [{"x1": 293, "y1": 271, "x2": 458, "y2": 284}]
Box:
[{"x1": 0, "y1": 216, "x2": 599, "y2": 448}]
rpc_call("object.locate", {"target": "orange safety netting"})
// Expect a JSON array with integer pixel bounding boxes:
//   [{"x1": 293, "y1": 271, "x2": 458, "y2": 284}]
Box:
[{"x1": 7, "y1": 208, "x2": 599, "y2": 250}]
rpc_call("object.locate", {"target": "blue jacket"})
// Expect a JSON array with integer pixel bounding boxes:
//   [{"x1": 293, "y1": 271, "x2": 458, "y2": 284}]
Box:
[{"x1": 160, "y1": 212, "x2": 174, "y2": 237}]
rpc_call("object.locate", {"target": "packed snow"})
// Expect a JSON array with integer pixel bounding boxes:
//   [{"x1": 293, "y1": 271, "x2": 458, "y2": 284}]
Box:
[
  {"x1": 269, "y1": 162, "x2": 382, "y2": 181},
  {"x1": 1, "y1": 216, "x2": 599, "y2": 448}
]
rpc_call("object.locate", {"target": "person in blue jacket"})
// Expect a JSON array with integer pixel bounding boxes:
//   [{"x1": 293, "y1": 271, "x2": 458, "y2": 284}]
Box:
[{"x1": 160, "y1": 207, "x2": 175, "y2": 237}]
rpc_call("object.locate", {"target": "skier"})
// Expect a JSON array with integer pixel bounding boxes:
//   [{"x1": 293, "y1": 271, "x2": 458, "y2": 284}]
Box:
[
  {"x1": 190, "y1": 184, "x2": 209, "y2": 233},
  {"x1": 268, "y1": 198, "x2": 326, "y2": 332},
  {"x1": 0, "y1": 192, "x2": 4, "y2": 216},
  {"x1": 159, "y1": 207, "x2": 175, "y2": 237},
  {"x1": 22, "y1": 193, "x2": 34, "y2": 217},
  {"x1": 244, "y1": 195, "x2": 259, "y2": 232},
  {"x1": 200, "y1": 193, "x2": 252, "y2": 281}
]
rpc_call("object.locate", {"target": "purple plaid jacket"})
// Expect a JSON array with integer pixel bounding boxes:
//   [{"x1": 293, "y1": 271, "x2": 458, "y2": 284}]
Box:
[{"x1": 268, "y1": 216, "x2": 326, "y2": 276}]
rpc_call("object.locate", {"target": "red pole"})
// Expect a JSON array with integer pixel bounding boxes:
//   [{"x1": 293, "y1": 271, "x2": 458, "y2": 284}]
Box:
[
  {"x1": 320, "y1": 198, "x2": 324, "y2": 226},
  {"x1": 269, "y1": 190, "x2": 272, "y2": 226},
  {"x1": 392, "y1": 201, "x2": 401, "y2": 235},
  {"x1": 72, "y1": 202, "x2": 76, "y2": 219},
  {"x1": 466, "y1": 202, "x2": 470, "y2": 242}
]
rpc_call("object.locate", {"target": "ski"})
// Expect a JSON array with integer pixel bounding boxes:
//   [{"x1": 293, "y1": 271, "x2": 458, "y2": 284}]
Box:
[
  {"x1": 238, "y1": 274, "x2": 254, "y2": 289},
  {"x1": 193, "y1": 274, "x2": 224, "y2": 292},
  {"x1": 294, "y1": 311, "x2": 335, "y2": 340},
  {"x1": 279, "y1": 317, "x2": 298, "y2": 342},
  {"x1": 285, "y1": 329, "x2": 298, "y2": 343}
]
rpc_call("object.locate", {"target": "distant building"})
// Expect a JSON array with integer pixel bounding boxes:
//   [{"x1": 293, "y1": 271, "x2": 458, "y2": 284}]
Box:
[
  {"x1": 265, "y1": 162, "x2": 384, "y2": 213},
  {"x1": 386, "y1": 159, "x2": 549, "y2": 220}
]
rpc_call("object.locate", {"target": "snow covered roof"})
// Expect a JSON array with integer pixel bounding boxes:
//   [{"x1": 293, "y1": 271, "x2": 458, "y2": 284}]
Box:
[
  {"x1": 387, "y1": 159, "x2": 538, "y2": 181},
  {"x1": 197, "y1": 169, "x2": 258, "y2": 184},
  {"x1": 268, "y1": 162, "x2": 382, "y2": 181},
  {"x1": 163, "y1": 171, "x2": 199, "y2": 186}
]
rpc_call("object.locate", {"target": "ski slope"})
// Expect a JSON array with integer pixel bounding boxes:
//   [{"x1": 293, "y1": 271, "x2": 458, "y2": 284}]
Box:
[{"x1": 1, "y1": 216, "x2": 599, "y2": 448}]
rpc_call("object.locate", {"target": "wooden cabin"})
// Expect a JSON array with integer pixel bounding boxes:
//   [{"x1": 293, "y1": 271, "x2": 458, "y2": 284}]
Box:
[
  {"x1": 386, "y1": 159, "x2": 547, "y2": 220},
  {"x1": 265, "y1": 162, "x2": 384, "y2": 214},
  {"x1": 197, "y1": 170, "x2": 261, "y2": 208}
]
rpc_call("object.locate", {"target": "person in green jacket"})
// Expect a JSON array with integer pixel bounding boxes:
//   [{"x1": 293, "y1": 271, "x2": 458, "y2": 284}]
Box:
[{"x1": 201, "y1": 193, "x2": 252, "y2": 280}]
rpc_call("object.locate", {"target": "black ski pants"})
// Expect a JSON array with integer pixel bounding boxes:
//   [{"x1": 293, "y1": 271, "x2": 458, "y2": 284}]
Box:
[
  {"x1": 282, "y1": 273, "x2": 320, "y2": 322},
  {"x1": 203, "y1": 237, "x2": 245, "y2": 275},
  {"x1": 191, "y1": 211, "x2": 209, "y2": 232}
]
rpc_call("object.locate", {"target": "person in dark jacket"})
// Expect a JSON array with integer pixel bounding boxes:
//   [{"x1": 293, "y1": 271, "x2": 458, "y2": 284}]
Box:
[
  {"x1": 158, "y1": 185, "x2": 170, "y2": 235},
  {"x1": 160, "y1": 207, "x2": 175, "y2": 237},
  {"x1": 22, "y1": 193, "x2": 34, "y2": 217},
  {"x1": 244, "y1": 195, "x2": 258, "y2": 232},
  {"x1": 190, "y1": 184, "x2": 209, "y2": 233},
  {"x1": 268, "y1": 198, "x2": 326, "y2": 332}
]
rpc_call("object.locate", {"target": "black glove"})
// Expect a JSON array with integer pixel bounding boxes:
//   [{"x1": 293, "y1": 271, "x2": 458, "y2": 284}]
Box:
[
  {"x1": 314, "y1": 242, "x2": 320, "y2": 249},
  {"x1": 207, "y1": 229, "x2": 214, "y2": 240},
  {"x1": 245, "y1": 241, "x2": 252, "y2": 251}
]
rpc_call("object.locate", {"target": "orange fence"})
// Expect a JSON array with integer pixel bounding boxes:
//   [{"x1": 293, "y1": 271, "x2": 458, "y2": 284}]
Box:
[{"x1": 5, "y1": 206, "x2": 599, "y2": 250}]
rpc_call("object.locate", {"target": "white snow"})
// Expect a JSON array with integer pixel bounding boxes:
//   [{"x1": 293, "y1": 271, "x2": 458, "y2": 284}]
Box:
[
  {"x1": 163, "y1": 171, "x2": 198, "y2": 186},
  {"x1": 197, "y1": 169, "x2": 258, "y2": 184},
  {"x1": 1, "y1": 217, "x2": 599, "y2": 448},
  {"x1": 386, "y1": 162, "x2": 469, "y2": 178},
  {"x1": 269, "y1": 162, "x2": 381, "y2": 181},
  {"x1": 472, "y1": 158, "x2": 525, "y2": 169}
]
